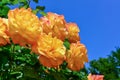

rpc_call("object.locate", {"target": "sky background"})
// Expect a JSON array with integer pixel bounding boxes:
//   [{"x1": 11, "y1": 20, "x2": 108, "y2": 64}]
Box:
[{"x1": 30, "y1": 0, "x2": 120, "y2": 61}]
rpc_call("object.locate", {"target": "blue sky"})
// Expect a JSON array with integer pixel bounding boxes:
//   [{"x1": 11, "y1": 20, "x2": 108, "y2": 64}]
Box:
[{"x1": 33, "y1": 0, "x2": 120, "y2": 61}]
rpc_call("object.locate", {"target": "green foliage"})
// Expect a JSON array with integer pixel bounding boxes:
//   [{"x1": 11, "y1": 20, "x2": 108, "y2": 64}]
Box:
[
  {"x1": 0, "y1": 44, "x2": 39, "y2": 80},
  {"x1": 63, "y1": 39, "x2": 70, "y2": 50},
  {"x1": 33, "y1": 0, "x2": 38, "y2": 3},
  {"x1": 32, "y1": 6, "x2": 45, "y2": 15},
  {"x1": 40, "y1": 11, "x2": 47, "y2": 16},
  {"x1": 36, "y1": 6, "x2": 45, "y2": 11},
  {"x1": 0, "y1": 0, "x2": 45, "y2": 18},
  {"x1": 0, "y1": 2, "x2": 10, "y2": 18},
  {"x1": 0, "y1": 44, "x2": 88, "y2": 80},
  {"x1": 89, "y1": 48, "x2": 120, "y2": 80}
]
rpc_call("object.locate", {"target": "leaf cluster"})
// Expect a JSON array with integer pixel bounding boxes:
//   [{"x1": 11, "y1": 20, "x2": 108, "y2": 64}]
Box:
[
  {"x1": 0, "y1": 0, "x2": 45, "y2": 18},
  {"x1": 0, "y1": 43, "x2": 88, "y2": 80},
  {"x1": 89, "y1": 48, "x2": 120, "y2": 80}
]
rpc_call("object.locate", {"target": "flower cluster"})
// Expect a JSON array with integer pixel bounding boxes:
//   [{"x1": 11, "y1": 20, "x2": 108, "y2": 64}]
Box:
[{"x1": 0, "y1": 8, "x2": 88, "y2": 71}]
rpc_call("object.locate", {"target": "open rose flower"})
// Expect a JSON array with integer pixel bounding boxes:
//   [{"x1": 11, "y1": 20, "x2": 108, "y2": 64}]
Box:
[
  {"x1": 7, "y1": 8, "x2": 42, "y2": 46},
  {"x1": 32, "y1": 33, "x2": 66, "y2": 67},
  {"x1": 66, "y1": 23, "x2": 80, "y2": 43},
  {"x1": 0, "y1": 18, "x2": 10, "y2": 46},
  {"x1": 39, "y1": 12, "x2": 68, "y2": 41},
  {"x1": 66, "y1": 42, "x2": 88, "y2": 71},
  {"x1": 88, "y1": 74, "x2": 104, "y2": 80}
]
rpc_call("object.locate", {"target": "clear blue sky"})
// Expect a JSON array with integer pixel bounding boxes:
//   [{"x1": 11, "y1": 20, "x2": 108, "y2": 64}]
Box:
[{"x1": 34, "y1": 0, "x2": 120, "y2": 61}]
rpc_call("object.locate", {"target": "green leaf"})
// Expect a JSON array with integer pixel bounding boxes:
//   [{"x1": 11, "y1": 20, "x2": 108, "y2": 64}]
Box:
[
  {"x1": 0, "y1": 47, "x2": 10, "y2": 68},
  {"x1": 66, "y1": 68, "x2": 72, "y2": 73},
  {"x1": 36, "y1": 6, "x2": 45, "y2": 11},
  {"x1": 32, "y1": 9, "x2": 39, "y2": 14},
  {"x1": 1, "y1": 0, "x2": 10, "y2": 5},
  {"x1": 33, "y1": 0, "x2": 38, "y2": 3},
  {"x1": 10, "y1": 71, "x2": 23, "y2": 79},
  {"x1": 19, "y1": 0, "x2": 26, "y2": 2},
  {"x1": 51, "y1": 72, "x2": 67, "y2": 80},
  {"x1": 23, "y1": 66, "x2": 40, "y2": 79},
  {"x1": 0, "y1": 5, "x2": 10, "y2": 18},
  {"x1": 63, "y1": 39, "x2": 70, "y2": 50},
  {"x1": 22, "y1": 5, "x2": 29, "y2": 8},
  {"x1": 40, "y1": 11, "x2": 47, "y2": 16},
  {"x1": 10, "y1": 0, "x2": 19, "y2": 5},
  {"x1": 19, "y1": 1, "x2": 29, "y2": 8}
]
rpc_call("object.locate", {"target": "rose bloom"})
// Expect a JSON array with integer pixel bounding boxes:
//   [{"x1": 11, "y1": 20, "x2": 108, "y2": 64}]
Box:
[
  {"x1": 7, "y1": 8, "x2": 42, "y2": 46},
  {"x1": 39, "y1": 12, "x2": 68, "y2": 41},
  {"x1": 66, "y1": 23, "x2": 80, "y2": 43},
  {"x1": 0, "y1": 18, "x2": 10, "y2": 46},
  {"x1": 66, "y1": 42, "x2": 88, "y2": 71},
  {"x1": 87, "y1": 74, "x2": 104, "y2": 80},
  {"x1": 32, "y1": 33, "x2": 66, "y2": 67}
]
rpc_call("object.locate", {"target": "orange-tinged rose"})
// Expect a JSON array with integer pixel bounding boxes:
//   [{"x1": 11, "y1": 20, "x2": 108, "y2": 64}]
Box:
[
  {"x1": 87, "y1": 74, "x2": 104, "y2": 80},
  {"x1": 0, "y1": 18, "x2": 10, "y2": 46},
  {"x1": 7, "y1": 8, "x2": 42, "y2": 46},
  {"x1": 10, "y1": 33, "x2": 28, "y2": 46},
  {"x1": 66, "y1": 42, "x2": 88, "y2": 71},
  {"x1": 32, "y1": 33, "x2": 66, "y2": 67},
  {"x1": 39, "y1": 12, "x2": 68, "y2": 41},
  {"x1": 66, "y1": 23, "x2": 80, "y2": 43}
]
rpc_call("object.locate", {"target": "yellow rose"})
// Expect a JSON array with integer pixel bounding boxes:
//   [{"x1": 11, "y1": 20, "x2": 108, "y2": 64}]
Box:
[
  {"x1": 66, "y1": 23, "x2": 80, "y2": 43},
  {"x1": 32, "y1": 33, "x2": 66, "y2": 67},
  {"x1": 39, "y1": 12, "x2": 68, "y2": 41},
  {"x1": 8, "y1": 8, "x2": 42, "y2": 46},
  {"x1": 0, "y1": 18, "x2": 10, "y2": 46},
  {"x1": 66, "y1": 42, "x2": 88, "y2": 71}
]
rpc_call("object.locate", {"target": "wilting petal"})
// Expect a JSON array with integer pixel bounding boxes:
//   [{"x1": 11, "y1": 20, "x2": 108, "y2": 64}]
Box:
[
  {"x1": 66, "y1": 23, "x2": 80, "y2": 43},
  {"x1": 0, "y1": 18, "x2": 10, "y2": 46},
  {"x1": 32, "y1": 33, "x2": 66, "y2": 67},
  {"x1": 39, "y1": 12, "x2": 68, "y2": 41},
  {"x1": 7, "y1": 8, "x2": 42, "y2": 46},
  {"x1": 88, "y1": 74, "x2": 104, "y2": 80},
  {"x1": 66, "y1": 42, "x2": 88, "y2": 71}
]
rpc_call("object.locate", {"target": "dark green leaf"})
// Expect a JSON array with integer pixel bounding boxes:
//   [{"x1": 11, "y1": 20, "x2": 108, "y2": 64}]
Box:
[
  {"x1": 63, "y1": 39, "x2": 70, "y2": 50},
  {"x1": 10, "y1": 0, "x2": 19, "y2": 5},
  {"x1": 32, "y1": 9, "x2": 39, "y2": 14},
  {"x1": 36, "y1": 6, "x2": 45, "y2": 11},
  {"x1": 1, "y1": 0, "x2": 10, "y2": 5},
  {"x1": 0, "y1": 5, "x2": 10, "y2": 18},
  {"x1": 40, "y1": 11, "x2": 47, "y2": 16},
  {"x1": 19, "y1": 1, "x2": 29, "y2": 8},
  {"x1": 33, "y1": 0, "x2": 38, "y2": 3}
]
